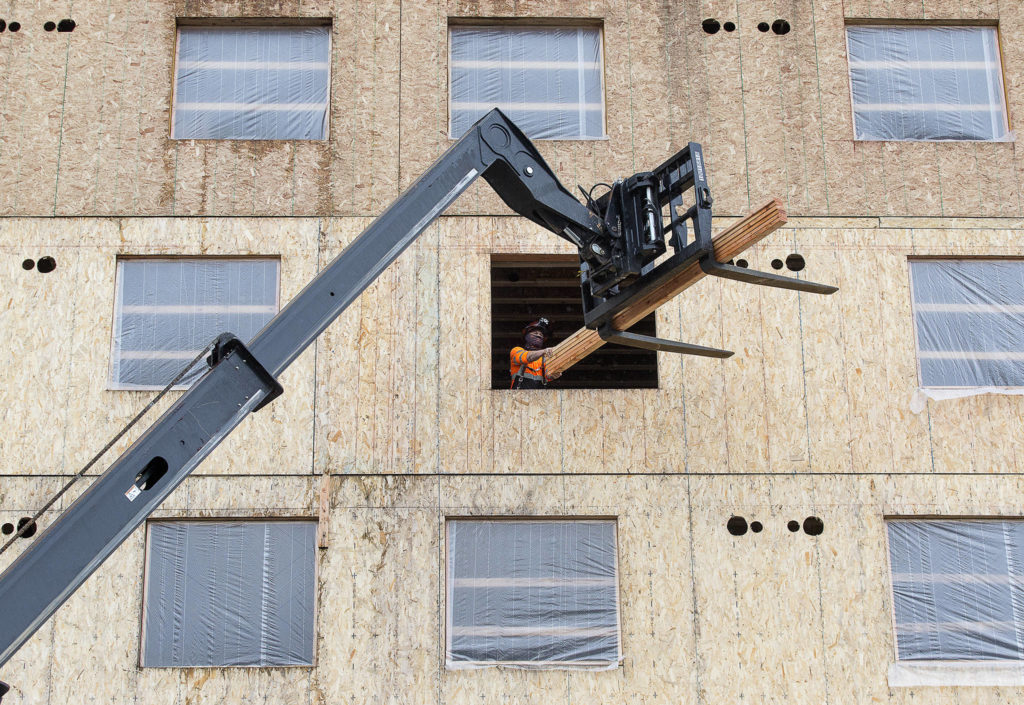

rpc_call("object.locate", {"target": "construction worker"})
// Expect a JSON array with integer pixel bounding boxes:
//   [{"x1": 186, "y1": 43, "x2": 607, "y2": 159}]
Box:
[{"x1": 510, "y1": 317, "x2": 561, "y2": 389}]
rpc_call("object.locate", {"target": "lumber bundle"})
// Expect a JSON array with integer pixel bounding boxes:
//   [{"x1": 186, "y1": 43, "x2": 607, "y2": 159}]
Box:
[{"x1": 545, "y1": 198, "x2": 788, "y2": 376}]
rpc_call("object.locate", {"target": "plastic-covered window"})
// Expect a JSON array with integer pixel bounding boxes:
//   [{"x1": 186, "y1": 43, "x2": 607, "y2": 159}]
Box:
[
  {"x1": 449, "y1": 26, "x2": 605, "y2": 140},
  {"x1": 909, "y1": 259, "x2": 1024, "y2": 388},
  {"x1": 446, "y1": 519, "x2": 621, "y2": 669},
  {"x1": 141, "y1": 521, "x2": 317, "y2": 667},
  {"x1": 846, "y1": 26, "x2": 1009, "y2": 141},
  {"x1": 110, "y1": 258, "x2": 279, "y2": 389},
  {"x1": 887, "y1": 520, "x2": 1024, "y2": 665},
  {"x1": 173, "y1": 25, "x2": 330, "y2": 140}
]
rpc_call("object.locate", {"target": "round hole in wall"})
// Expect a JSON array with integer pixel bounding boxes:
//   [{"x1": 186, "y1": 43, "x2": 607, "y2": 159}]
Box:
[
  {"x1": 44, "y1": 21, "x2": 55, "y2": 31},
  {"x1": 1, "y1": 523, "x2": 13, "y2": 535},
  {"x1": 723, "y1": 21, "x2": 736, "y2": 32},
  {"x1": 0, "y1": 20, "x2": 6, "y2": 32},
  {"x1": 772, "y1": 19, "x2": 791, "y2": 35},
  {"x1": 8, "y1": 21, "x2": 20, "y2": 32},
  {"x1": 17, "y1": 517, "x2": 37, "y2": 538},
  {"x1": 702, "y1": 19, "x2": 721, "y2": 35},
  {"x1": 736, "y1": 259, "x2": 748, "y2": 268},
  {"x1": 57, "y1": 19, "x2": 76, "y2": 32},
  {"x1": 758, "y1": 22, "x2": 770, "y2": 32},
  {"x1": 803, "y1": 516, "x2": 824, "y2": 536},
  {"x1": 36, "y1": 256, "x2": 56, "y2": 273},
  {"x1": 787, "y1": 520, "x2": 800, "y2": 532},
  {"x1": 329, "y1": 291, "x2": 335, "y2": 297},
  {"x1": 770, "y1": 258, "x2": 784, "y2": 270},
  {"x1": 785, "y1": 253, "x2": 806, "y2": 271},
  {"x1": 750, "y1": 520, "x2": 763, "y2": 533},
  {"x1": 727, "y1": 516, "x2": 748, "y2": 536},
  {"x1": 21, "y1": 259, "x2": 34, "y2": 270}
]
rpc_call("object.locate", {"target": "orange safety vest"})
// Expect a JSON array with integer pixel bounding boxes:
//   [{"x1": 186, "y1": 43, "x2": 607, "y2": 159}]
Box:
[{"x1": 509, "y1": 346, "x2": 547, "y2": 388}]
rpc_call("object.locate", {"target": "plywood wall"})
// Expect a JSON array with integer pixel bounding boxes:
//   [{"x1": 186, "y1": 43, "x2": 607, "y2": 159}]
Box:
[
  {"x1": 7, "y1": 472, "x2": 1024, "y2": 704},
  {"x1": 0, "y1": 1, "x2": 1022, "y2": 217},
  {"x1": 3, "y1": 214, "x2": 1024, "y2": 704}
]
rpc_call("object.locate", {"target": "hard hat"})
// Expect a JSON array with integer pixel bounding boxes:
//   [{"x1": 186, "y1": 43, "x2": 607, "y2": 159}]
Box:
[{"x1": 522, "y1": 317, "x2": 552, "y2": 339}]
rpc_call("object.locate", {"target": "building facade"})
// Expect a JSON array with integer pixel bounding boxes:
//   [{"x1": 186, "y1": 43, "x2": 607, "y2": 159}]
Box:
[{"x1": 2, "y1": 1, "x2": 1024, "y2": 703}]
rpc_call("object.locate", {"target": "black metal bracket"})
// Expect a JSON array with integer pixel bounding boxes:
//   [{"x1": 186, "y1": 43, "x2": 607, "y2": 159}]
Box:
[
  {"x1": 699, "y1": 257, "x2": 839, "y2": 295},
  {"x1": 598, "y1": 323, "x2": 732, "y2": 358},
  {"x1": 579, "y1": 139, "x2": 837, "y2": 358},
  {"x1": 0, "y1": 334, "x2": 283, "y2": 667}
]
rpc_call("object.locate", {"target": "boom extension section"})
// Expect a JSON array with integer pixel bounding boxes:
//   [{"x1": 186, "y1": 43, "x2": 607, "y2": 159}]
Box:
[{"x1": 0, "y1": 109, "x2": 835, "y2": 672}]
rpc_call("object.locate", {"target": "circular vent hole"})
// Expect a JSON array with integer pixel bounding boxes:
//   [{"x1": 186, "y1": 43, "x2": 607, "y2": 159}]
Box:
[
  {"x1": 803, "y1": 516, "x2": 824, "y2": 536},
  {"x1": 17, "y1": 517, "x2": 37, "y2": 538},
  {"x1": 750, "y1": 521, "x2": 763, "y2": 533},
  {"x1": 8, "y1": 21, "x2": 20, "y2": 32},
  {"x1": 736, "y1": 259, "x2": 749, "y2": 268},
  {"x1": 1, "y1": 522, "x2": 13, "y2": 535},
  {"x1": 758, "y1": 22, "x2": 770, "y2": 32},
  {"x1": 785, "y1": 254, "x2": 806, "y2": 271},
  {"x1": 772, "y1": 19, "x2": 791, "y2": 35},
  {"x1": 727, "y1": 516, "x2": 748, "y2": 536},
  {"x1": 770, "y1": 258, "x2": 783, "y2": 270},
  {"x1": 22, "y1": 258, "x2": 34, "y2": 270},
  {"x1": 57, "y1": 19, "x2": 76, "y2": 32},
  {"x1": 44, "y1": 21, "x2": 55, "y2": 31},
  {"x1": 723, "y1": 21, "x2": 736, "y2": 32},
  {"x1": 0, "y1": 20, "x2": 6, "y2": 32},
  {"x1": 787, "y1": 520, "x2": 800, "y2": 532},
  {"x1": 702, "y1": 19, "x2": 721, "y2": 34},
  {"x1": 37, "y1": 256, "x2": 56, "y2": 273}
]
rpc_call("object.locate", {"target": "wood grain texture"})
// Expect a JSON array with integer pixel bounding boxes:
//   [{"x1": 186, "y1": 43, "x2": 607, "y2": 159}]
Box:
[{"x1": 545, "y1": 199, "x2": 787, "y2": 374}]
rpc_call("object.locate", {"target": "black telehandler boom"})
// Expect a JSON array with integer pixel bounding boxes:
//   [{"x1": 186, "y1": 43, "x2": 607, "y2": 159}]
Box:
[{"x1": 0, "y1": 109, "x2": 834, "y2": 686}]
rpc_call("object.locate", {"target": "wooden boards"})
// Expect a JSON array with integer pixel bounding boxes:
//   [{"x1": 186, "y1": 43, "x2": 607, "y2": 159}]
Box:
[{"x1": 544, "y1": 199, "x2": 788, "y2": 375}]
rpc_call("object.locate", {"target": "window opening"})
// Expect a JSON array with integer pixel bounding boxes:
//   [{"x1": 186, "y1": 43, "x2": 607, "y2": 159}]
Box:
[
  {"x1": 110, "y1": 257, "x2": 280, "y2": 390},
  {"x1": 886, "y1": 519, "x2": 1024, "y2": 673},
  {"x1": 172, "y1": 23, "x2": 331, "y2": 140},
  {"x1": 141, "y1": 520, "x2": 317, "y2": 667},
  {"x1": 846, "y1": 25, "x2": 1009, "y2": 141},
  {"x1": 909, "y1": 259, "x2": 1024, "y2": 388},
  {"x1": 445, "y1": 518, "x2": 622, "y2": 669},
  {"x1": 491, "y1": 256, "x2": 658, "y2": 389},
  {"x1": 448, "y1": 24, "x2": 605, "y2": 140}
]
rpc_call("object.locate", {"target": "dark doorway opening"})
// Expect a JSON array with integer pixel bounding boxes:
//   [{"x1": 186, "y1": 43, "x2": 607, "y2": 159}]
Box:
[{"x1": 491, "y1": 255, "x2": 659, "y2": 389}]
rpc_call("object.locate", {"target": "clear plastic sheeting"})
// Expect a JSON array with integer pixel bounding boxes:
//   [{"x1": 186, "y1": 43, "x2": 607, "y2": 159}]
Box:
[
  {"x1": 908, "y1": 260, "x2": 1024, "y2": 411},
  {"x1": 886, "y1": 520, "x2": 1024, "y2": 686},
  {"x1": 889, "y1": 660, "x2": 1024, "y2": 687},
  {"x1": 173, "y1": 26, "x2": 330, "y2": 140},
  {"x1": 446, "y1": 519, "x2": 621, "y2": 670},
  {"x1": 110, "y1": 258, "x2": 279, "y2": 389},
  {"x1": 847, "y1": 26, "x2": 1010, "y2": 141},
  {"x1": 142, "y1": 521, "x2": 316, "y2": 668},
  {"x1": 449, "y1": 26, "x2": 605, "y2": 140}
]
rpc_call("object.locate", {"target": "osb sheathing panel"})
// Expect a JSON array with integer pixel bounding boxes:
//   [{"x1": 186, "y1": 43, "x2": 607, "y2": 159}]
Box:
[
  {"x1": 0, "y1": 228, "x2": 85, "y2": 478},
  {"x1": 3, "y1": 214, "x2": 1024, "y2": 487},
  {"x1": 668, "y1": 0, "x2": 1024, "y2": 218},
  {"x1": 0, "y1": 2, "x2": 70, "y2": 216},
  {"x1": 0, "y1": 218, "x2": 320, "y2": 480},
  {"x1": 431, "y1": 0, "x2": 652, "y2": 218},
  {"x1": 9, "y1": 471, "x2": 1024, "y2": 703},
  {"x1": 1, "y1": 1, "x2": 1024, "y2": 217},
  {"x1": 313, "y1": 216, "x2": 446, "y2": 477},
  {"x1": 306, "y1": 214, "x2": 1024, "y2": 483}
]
